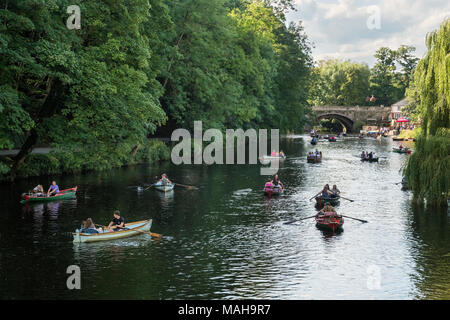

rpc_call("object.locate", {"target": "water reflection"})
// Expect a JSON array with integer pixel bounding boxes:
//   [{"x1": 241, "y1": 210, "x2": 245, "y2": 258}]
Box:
[{"x1": 0, "y1": 134, "x2": 449, "y2": 299}]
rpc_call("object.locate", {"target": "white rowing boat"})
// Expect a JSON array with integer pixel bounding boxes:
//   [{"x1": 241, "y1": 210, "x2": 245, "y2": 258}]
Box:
[
  {"x1": 154, "y1": 181, "x2": 175, "y2": 192},
  {"x1": 259, "y1": 155, "x2": 286, "y2": 165},
  {"x1": 72, "y1": 219, "x2": 152, "y2": 243}
]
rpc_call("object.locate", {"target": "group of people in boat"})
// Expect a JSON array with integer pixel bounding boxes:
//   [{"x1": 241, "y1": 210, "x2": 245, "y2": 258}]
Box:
[
  {"x1": 25, "y1": 181, "x2": 60, "y2": 198},
  {"x1": 360, "y1": 151, "x2": 377, "y2": 160},
  {"x1": 317, "y1": 184, "x2": 340, "y2": 199},
  {"x1": 307, "y1": 149, "x2": 322, "y2": 159},
  {"x1": 270, "y1": 150, "x2": 285, "y2": 157},
  {"x1": 79, "y1": 173, "x2": 172, "y2": 234},
  {"x1": 80, "y1": 210, "x2": 125, "y2": 234},
  {"x1": 265, "y1": 174, "x2": 284, "y2": 190}
]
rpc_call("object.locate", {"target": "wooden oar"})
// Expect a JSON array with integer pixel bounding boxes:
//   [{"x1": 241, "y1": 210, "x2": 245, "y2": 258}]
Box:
[
  {"x1": 95, "y1": 224, "x2": 163, "y2": 238},
  {"x1": 144, "y1": 183, "x2": 157, "y2": 191},
  {"x1": 309, "y1": 192, "x2": 320, "y2": 201},
  {"x1": 284, "y1": 215, "x2": 317, "y2": 225},
  {"x1": 174, "y1": 182, "x2": 198, "y2": 190},
  {"x1": 118, "y1": 227, "x2": 163, "y2": 239},
  {"x1": 340, "y1": 215, "x2": 368, "y2": 223},
  {"x1": 339, "y1": 195, "x2": 354, "y2": 202}
]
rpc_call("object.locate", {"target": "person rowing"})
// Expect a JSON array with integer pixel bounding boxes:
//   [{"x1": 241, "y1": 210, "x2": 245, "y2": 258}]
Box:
[
  {"x1": 331, "y1": 185, "x2": 340, "y2": 198},
  {"x1": 317, "y1": 184, "x2": 334, "y2": 199},
  {"x1": 107, "y1": 210, "x2": 125, "y2": 232},
  {"x1": 158, "y1": 173, "x2": 172, "y2": 185},
  {"x1": 47, "y1": 181, "x2": 60, "y2": 197},
  {"x1": 272, "y1": 174, "x2": 284, "y2": 189}
]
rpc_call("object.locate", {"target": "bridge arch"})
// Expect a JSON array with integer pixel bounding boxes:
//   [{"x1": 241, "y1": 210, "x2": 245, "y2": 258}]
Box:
[{"x1": 316, "y1": 113, "x2": 354, "y2": 133}]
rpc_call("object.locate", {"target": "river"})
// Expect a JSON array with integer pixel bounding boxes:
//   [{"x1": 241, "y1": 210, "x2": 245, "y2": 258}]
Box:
[{"x1": 1, "y1": 135, "x2": 449, "y2": 299}]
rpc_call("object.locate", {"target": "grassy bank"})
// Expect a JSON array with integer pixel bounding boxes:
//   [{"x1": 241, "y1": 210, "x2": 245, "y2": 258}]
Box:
[{"x1": 0, "y1": 139, "x2": 170, "y2": 182}]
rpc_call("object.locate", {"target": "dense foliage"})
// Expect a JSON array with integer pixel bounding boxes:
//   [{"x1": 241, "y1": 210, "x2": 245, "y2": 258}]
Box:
[
  {"x1": 404, "y1": 18, "x2": 449, "y2": 206},
  {"x1": 0, "y1": 0, "x2": 312, "y2": 180},
  {"x1": 310, "y1": 46, "x2": 419, "y2": 107}
]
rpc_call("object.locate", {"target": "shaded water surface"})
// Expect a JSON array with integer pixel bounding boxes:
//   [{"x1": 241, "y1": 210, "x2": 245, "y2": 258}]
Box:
[{"x1": 1, "y1": 135, "x2": 449, "y2": 299}]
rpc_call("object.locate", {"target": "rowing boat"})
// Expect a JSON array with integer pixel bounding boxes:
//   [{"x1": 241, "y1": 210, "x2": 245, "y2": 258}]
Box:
[
  {"x1": 259, "y1": 155, "x2": 286, "y2": 165},
  {"x1": 361, "y1": 157, "x2": 379, "y2": 162},
  {"x1": 20, "y1": 187, "x2": 78, "y2": 204},
  {"x1": 154, "y1": 181, "x2": 175, "y2": 192},
  {"x1": 392, "y1": 148, "x2": 411, "y2": 154},
  {"x1": 73, "y1": 219, "x2": 152, "y2": 243},
  {"x1": 315, "y1": 195, "x2": 340, "y2": 207},
  {"x1": 315, "y1": 212, "x2": 344, "y2": 232},
  {"x1": 307, "y1": 155, "x2": 322, "y2": 163},
  {"x1": 263, "y1": 185, "x2": 284, "y2": 196}
]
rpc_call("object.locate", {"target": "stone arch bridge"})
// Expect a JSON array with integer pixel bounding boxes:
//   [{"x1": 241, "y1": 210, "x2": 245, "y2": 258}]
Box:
[{"x1": 312, "y1": 105, "x2": 392, "y2": 133}]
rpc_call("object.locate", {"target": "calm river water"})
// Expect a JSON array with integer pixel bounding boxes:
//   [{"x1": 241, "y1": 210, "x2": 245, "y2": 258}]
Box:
[{"x1": 1, "y1": 135, "x2": 449, "y2": 299}]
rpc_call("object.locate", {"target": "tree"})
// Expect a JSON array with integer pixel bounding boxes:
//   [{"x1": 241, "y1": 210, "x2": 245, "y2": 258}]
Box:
[
  {"x1": 310, "y1": 59, "x2": 370, "y2": 106},
  {"x1": 404, "y1": 18, "x2": 449, "y2": 206}
]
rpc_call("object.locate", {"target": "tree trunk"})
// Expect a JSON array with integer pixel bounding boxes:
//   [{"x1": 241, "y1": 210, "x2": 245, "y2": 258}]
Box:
[{"x1": 9, "y1": 78, "x2": 63, "y2": 180}]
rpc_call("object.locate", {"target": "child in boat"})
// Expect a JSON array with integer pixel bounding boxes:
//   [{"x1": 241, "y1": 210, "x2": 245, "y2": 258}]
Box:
[
  {"x1": 47, "y1": 181, "x2": 60, "y2": 197},
  {"x1": 264, "y1": 179, "x2": 274, "y2": 191}
]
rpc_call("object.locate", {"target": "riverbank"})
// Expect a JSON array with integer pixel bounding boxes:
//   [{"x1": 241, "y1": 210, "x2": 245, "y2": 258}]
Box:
[{"x1": 0, "y1": 139, "x2": 170, "y2": 182}]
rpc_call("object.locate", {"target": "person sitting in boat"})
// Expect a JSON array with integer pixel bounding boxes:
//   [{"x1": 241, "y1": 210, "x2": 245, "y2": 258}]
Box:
[
  {"x1": 368, "y1": 152, "x2": 373, "y2": 160},
  {"x1": 271, "y1": 150, "x2": 277, "y2": 156},
  {"x1": 271, "y1": 174, "x2": 284, "y2": 189},
  {"x1": 279, "y1": 150, "x2": 285, "y2": 157},
  {"x1": 318, "y1": 202, "x2": 336, "y2": 215},
  {"x1": 159, "y1": 173, "x2": 172, "y2": 185},
  {"x1": 81, "y1": 218, "x2": 101, "y2": 234},
  {"x1": 107, "y1": 210, "x2": 125, "y2": 232},
  {"x1": 47, "y1": 181, "x2": 60, "y2": 197},
  {"x1": 361, "y1": 151, "x2": 366, "y2": 159},
  {"x1": 331, "y1": 185, "x2": 340, "y2": 198},
  {"x1": 320, "y1": 184, "x2": 334, "y2": 198},
  {"x1": 30, "y1": 185, "x2": 45, "y2": 197}
]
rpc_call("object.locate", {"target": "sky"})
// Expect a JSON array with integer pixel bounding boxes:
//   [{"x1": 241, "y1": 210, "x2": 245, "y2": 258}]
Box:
[{"x1": 286, "y1": 0, "x2": 450, "y2": 66}]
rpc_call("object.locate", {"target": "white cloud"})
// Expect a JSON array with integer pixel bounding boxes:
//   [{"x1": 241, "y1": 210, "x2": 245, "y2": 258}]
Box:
[{"x1": 287, "y1": 0, "x2": 450, "y2": 66}]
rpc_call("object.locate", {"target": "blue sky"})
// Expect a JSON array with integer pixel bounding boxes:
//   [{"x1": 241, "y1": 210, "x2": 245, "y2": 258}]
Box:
[{"x1": 286, "y1": 0, "x2": 450, "y2": 66}]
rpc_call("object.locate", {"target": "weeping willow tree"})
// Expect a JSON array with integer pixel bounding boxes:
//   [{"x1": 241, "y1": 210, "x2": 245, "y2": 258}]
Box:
[{"x1": 404, "y1": 18, "x2": 450, "y2": 206}]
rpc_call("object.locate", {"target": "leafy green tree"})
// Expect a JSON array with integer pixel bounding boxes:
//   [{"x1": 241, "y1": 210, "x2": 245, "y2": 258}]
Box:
[
  {"x1": 404, "y1": 18, "x2": 449, "y2": 206},
  {"x1": 311, "y1": 59, "x2": 370, "y2": 106}
]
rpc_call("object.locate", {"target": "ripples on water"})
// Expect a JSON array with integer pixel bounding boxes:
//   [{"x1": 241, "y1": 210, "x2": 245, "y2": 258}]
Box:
[{"x1": 0, "y1": 135, "x2": 449, "y2": 299}]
